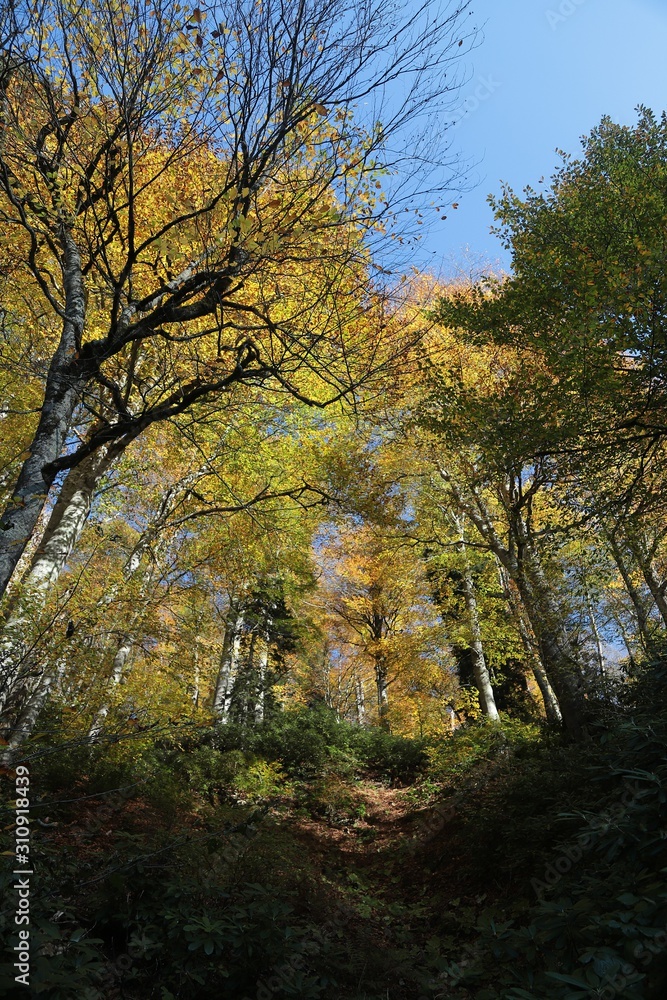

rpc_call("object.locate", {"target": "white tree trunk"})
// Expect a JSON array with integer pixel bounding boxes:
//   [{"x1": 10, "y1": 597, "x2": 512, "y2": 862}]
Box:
[
  {"x1": 456, "y1": 524, "x2": 499, "y2": 722},
  {"x1": 212, "y1": 612, "x2": 244, "y2": 722},
  {"x1": 191, "y1": 651, "x2": 200, "y2": 708},
  {"x1": 254, "y1": 638, "x2": 269, "y2": 723},
  {"x1": 355, "y1": 673, "x2": 366, "y2": 725},
  {"x1": 87, "y1": 639, "x2": 132, "y2": 739},
  {"x1": 0, "y1": 228, "x2": 87, "y2": 601},
  {"x1": 2, "y1": 658, "x2": 67, "y2": 764},
  {"x1": 0, "y1": 445, "x2": 119, "y2": 715},
  {"x1": 586, "y1": 594, "x2": 605, "y2": 677}
]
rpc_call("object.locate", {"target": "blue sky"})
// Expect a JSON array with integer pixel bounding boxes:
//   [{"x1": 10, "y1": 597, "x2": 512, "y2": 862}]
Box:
[{"x1": 422, "y1": 0, "x2": 667, "y2": 277}]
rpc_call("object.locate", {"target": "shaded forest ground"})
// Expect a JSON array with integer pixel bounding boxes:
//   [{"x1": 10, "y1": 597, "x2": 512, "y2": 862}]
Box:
[{"x1": 3, "y1": 667, "x2": 667, "y2": 1000}]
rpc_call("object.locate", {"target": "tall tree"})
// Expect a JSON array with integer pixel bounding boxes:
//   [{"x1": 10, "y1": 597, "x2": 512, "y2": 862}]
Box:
[
  {"x1": 0, "y1": 0, "x2": 473, "y2": 599},
  {"x1": 436, "y1": 108, "x2": 667, "y2": 488}
]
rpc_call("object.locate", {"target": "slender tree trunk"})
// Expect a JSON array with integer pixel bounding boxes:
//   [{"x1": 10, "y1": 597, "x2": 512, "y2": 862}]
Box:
[
  {"x1": 212, "y1": 611, "x2": 244, "y2": 722},
  {"x1": 634, "y1": 551, "x2": 667, "y2": 631},
  {"x1": 87, "y1": 477, "x2": 201, "y2": 736},
  {"x1": 239, "y1": 631, "x2": 257, "y2": 724},
  {"x1": 87, "y1": 638, "x2": 133, "y2": 739},
  {"x1": 439, "y1": 468, "x2": 586, "y2": 735},
  {"x1": 2, "y1": 658, "x2": 67, "y2": 763},
  {"x1": 355, "y1": 672, "x2": 366, "y2": 725},
  {"x1": 517, "y1": 562, "x2": 587, "y2": 738},
  {"x1": 607, "y1": 532, "x2": 654, "y2": 653},
  {"x1": 518, "y1": 618, "x2": 562, "y2": 724},
  {"x1": 457, "y1": 527, "x2": 499, "y2": 721},
  {"x1": 375, "y1": 654, "x2": 389, "y2": 729},
  {"x1": 0, "y1": 445, "x2": 121, "y2": 714},
  {"x1": 586, "y1": 595, "x2": 605, "y2": 677},
  {"x1": 254, "y1": 638, "x2": 269, "y2": 724},
  {"x1": 192, "y1": 651, "x2": 200, "y2": 708},
  {"x1": 497, "y1": 561, "x2": 562, "y2": 724},
  {"x1": 509, "y1": 512, "x2": 587, "y2": 737},
  {"x1": 0, "y1": 228, "x2": 87, "y2": 600}
]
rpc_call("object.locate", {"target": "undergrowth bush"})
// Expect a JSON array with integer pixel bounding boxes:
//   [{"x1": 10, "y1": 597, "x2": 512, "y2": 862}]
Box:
[
  {"x1": 426, "y1": 716, "x2": 543, "y2": 782},
  {"x1": 202, "y1": 705, "x2": 428, "y2": 784},
  {"x1": 427, "y1": 667, "x2": 667, "y2": 1000}
]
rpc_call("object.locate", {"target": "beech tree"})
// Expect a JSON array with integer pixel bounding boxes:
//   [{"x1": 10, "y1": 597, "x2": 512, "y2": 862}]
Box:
[
  {"x1": 0, "y1": 395, "x2": 328, "y2": 740},
  {"x1": 0, "y1": 0, "x2": 473, "y2": 605}
]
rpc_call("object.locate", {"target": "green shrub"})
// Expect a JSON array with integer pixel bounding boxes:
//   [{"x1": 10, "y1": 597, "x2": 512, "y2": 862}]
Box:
[
  {"x1": 426, "y1": 716, "x2": 542, "y2": 781},
  {"x1": 233, "y1": 758, "x2": 287, "y2": 800},
  {"x1": 345, "y1": 724, "x2": 428, "y2": 781}
]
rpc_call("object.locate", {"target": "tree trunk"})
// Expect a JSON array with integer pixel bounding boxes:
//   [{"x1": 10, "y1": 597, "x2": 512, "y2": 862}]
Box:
[
  {"x1": 0, "y1": 445, "x2": 120, "y2": 715},
  {"x1": 439, "y1": 468, "x2": 586, "y2": 736},
  {"x1": 586, "y1": 595, "x2": 605, "y2": 677},
  {"x1": 457, "y1": 529, "x2": 499, "y2": 721},
  {"x1": 191, "y1": 652, "x2": 200, "y2": 708},
  {"x1": 375, "y1": 655, "x2": 390, "y2": 729},
  {"x1": 2, "y1": 658, "x2": 67, "y2": 764},
  {"x1": 516, "y1": 559, "x2": 588, "y2": 738},
  {"x1": 87, "y1": 638, "x2": 132, "y2": 739},
  {"x1": 87, "y1": 476, "x2": 202, "y2": 737},
  {"x1": 634, "y1": 549, "x2": 667, "y2": 631},
  {"x1": 212, "y1": 610, "x2": 244, "y2": 722},
  {"x1": 254, "y1": 638, "x2": 269, "y2": 724},
  {"x1": 239, "y1": 631, "x2": 257, "y2": 724},
  {"x1": 0, "y1": 227, "x2": 87, "y2": 600},
  {"x1": 607, "y1": 532, "x2": 655, "y2": 653},
  {"x1": 497, "y1": 561, "x2": 562, "y2": 724},
  {"x1": 355, "y1": 673, "x2": 366, "y2": 725}
]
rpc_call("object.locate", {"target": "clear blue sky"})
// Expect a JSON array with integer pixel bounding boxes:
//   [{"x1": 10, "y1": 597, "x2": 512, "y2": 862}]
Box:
[{"x1": 424, "y1": 0, "x2": 667, "y2": 277}]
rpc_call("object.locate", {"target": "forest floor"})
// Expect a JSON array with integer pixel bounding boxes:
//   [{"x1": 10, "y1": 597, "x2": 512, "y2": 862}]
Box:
[
  {"x1": 5, "y1": 765, "x2": 474, "y2": 998},
  {"x1": 13, "y1": 712, "x2": 659, "y2": 999},
  {"x1": 240, "y1": 776, "x2": 487, "y2": 1000}
]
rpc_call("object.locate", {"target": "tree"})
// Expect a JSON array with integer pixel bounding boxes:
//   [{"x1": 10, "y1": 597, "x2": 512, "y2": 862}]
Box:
[
  {"x1": 0, "y1": 0, "x2": 473, "y2": 601},
  {"x1": 437, "y1": 108, "x2": 667, "y2": 481},
  {"x1": 411, "y1": 318, "x2": 592, "y2": 735},
  {"x1": 316, "y1": 520, "x2": 450, "y2": 731}
]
